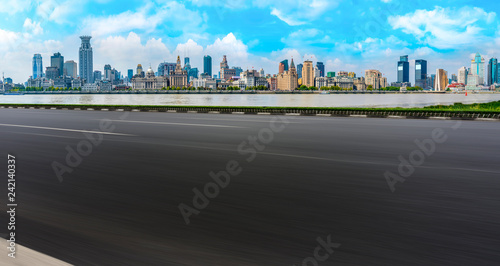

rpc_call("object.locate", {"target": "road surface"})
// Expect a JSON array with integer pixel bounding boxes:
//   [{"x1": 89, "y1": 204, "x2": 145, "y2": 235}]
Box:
[{"x1": 0, "y1": 108, "x2": 499, "y2": 265}]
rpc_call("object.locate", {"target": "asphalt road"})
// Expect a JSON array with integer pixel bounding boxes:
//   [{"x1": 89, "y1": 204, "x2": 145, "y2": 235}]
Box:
[{"x1": 0, "y1": 108, "x2": 499, "y2": 265}]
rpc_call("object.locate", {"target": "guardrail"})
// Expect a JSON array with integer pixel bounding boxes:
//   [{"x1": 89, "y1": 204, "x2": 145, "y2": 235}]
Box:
[{"x1": 1, "y1": 104, "x2": 499, "y2": 121}]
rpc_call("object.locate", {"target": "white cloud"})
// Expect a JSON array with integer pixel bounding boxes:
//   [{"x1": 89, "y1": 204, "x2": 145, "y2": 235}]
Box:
[
  {"x1": 0, "y1": 0, "x2": 33, "y2": 14},
  {"x1": 23, "y1": 19, "x2": 44, "y2": 35},
  {"x1": 388, "y1": 6, "x2": 497, "y2": 49}
]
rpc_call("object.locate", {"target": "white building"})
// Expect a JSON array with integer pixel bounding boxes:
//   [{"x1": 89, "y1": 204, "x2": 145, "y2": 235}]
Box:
[{"x1": 458, "y1": 66, "x2": 468, "y2": 85}]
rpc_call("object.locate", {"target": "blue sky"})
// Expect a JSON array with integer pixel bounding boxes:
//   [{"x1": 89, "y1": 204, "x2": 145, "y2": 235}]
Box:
[{"x1": 1, "y1": 0, "x2": 499, "y2": 83}]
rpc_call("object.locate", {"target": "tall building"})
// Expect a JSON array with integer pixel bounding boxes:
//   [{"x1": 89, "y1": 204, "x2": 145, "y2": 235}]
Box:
[
  {"x1": 63, "y1": 60, "x2": 77, "y2": 78},
  {"x1": 280, "y1": 59, "x2": 289, "y2": 73},
  {"x1": 488, "y1": 58, "x2": 498, "y2": 85},
  {"x1": 220, "y1": 55, "x2": 229, "y2": 79},
  {"x1": 398, "y1": 55, "x2": 409, "y2": 83},
  {"x1": 158, "y1": 62, "x2": 176, "y2": 77},
  {"x1": 314, "y1": 66, "x2": 321, "y2": 78},
  {"x1": 128, "y1": 69, "x2": 133, "y2": 81},
  {"x1": 365, "y1": 70, "x2": 387, "y2": 89},
  {"x1": 46, "y1": 66, "x2": 59, "y2": 80},
  {"x1": 170, "y1": 56, "x2": 188, "y2": 87},
  {"x1": 93, "y1": 70, "x2": 102, "y2": 81},
  {"x1": 277, "y1": 58, "x2": 298, "y2": 91},
  {"x1": 316, "y1": 62, "x2": 325, "y2": 77},
  {"x1": 79, "y1": 36, "x2": 93, "y2": 83},
  {"x1": 415, "y1": 59, "x2": 427, "y2": 89},
  {"x1": 184, "y1": 57, "x2": 190, "y2": 66},
  {"x1": 104, "y1": 64, "x2": 112, "y2": 80},
  {"x1": 32, "y1": 54, "x2": 43, "y2": 79},
  {"x1": 279, "y1": 62, "x2": 286, "y2": 74},
  {"x1": 203, "y1": 55, "x2": 212, "y2": 77},
  {"x1": 302, "y1": 60, "x2": 314, "y2": 87},
  {"x1": 51, "y1": 52, "x2": 64, "y2": 77},
  {"x1": 471, "y1": 53, "x2": 485, "y2": 85},
  {"x1": 458, "y1": 67, "x2": 468, "y2": 85},
  {"x1": 435, "y1": 69, "x2": 448, "y2": 91},
  {"x1": 297, "y1": 64, "x2": 303, "y2": 79}
]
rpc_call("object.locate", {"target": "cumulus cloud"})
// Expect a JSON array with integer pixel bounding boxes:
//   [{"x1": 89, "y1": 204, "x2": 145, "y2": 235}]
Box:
[
  {"x1": 388, "y1": 6, "x2": 496, "y2": 49},
  {"x1": 23, "y1": 19, "x2": 44, "y2": 35}
]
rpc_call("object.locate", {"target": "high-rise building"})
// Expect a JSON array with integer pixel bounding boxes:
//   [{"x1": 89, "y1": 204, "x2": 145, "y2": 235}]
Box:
[
  {"x1": 259, "y1": 68, "x2": 265, "y2": 77},
  {"x1": 32, "y1": 54, "x2": 43, "y2": 79},
  {"x1": 184, "y1": 57, "x2": 190, "y2": 66},
  {"x1": 280, "y1": 60, "x2": 289, "y2": 72},
  {"x1": 277, "y1": 58, "x2": 298, "y2": 91},
  {"x1": 51, "y1": 52, "x2": 64, "y2": 77},
  {"x1": 203, "y1": 55, "x2": 212, "y2": 77},
  {"x1": 398, "y1": 55, "x2": 409, "y2": 83},
  {"x1": 104, "y1": 64, "x2": 112, "y2": 80},
  {"x1": 297, "y1": 64, "x2": 303, "y2": 79},
  {"x1": 327, "y1": 72, "x2": 335, "y2": 78},
  {"x1": 451, "y1": 74, "x2": 457, "y2": 83},
  {"x1": 471, "y1": 53, "x2": 484, "y2": 85},
  {"x1": 435, "y1": 69, "x2": 448, "y2": 91},
  {"x1": 365, "y1": 69, "x2": 387, "y2": 89},
  {"x1": 458, "y1": 67, "x2": 468, "y2": 85},
  {"x1": 220, "y1": 55, "x2": 229, "y2": 79},
  {"x1": 488, "y1": 58, "x2": 498, "y2": 85},
  {"x1": 415, "y1": 59, "x2": 427, "y2": 89},
  {"x1": 316, "y1": 62, "x2": 325, "y2": 77},
  {"x1": 79, "y1": 36, "x2": 93, "y2": 83},
  {"x1": 63, "y1": 60, "x2": 77, "y2": 78},
  {"x1": 128, "y1": 69, "x2": 133, "y2": 81},
  {"x1": 93, "y1": 70, "x2": 102, "y2": 81},
  {"x1": 302, "y1": 60, "x2": 314, "y2": 87}
]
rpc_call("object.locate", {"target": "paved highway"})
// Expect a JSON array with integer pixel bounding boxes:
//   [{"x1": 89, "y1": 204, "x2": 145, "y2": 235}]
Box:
[{"x1": 0, "y1": 108, "x2": 499, "y2": 265}]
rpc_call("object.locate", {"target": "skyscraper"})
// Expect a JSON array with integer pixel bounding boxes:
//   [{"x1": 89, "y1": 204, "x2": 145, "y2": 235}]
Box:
[
  {"x1": 63, "y1": 60, "x2": 77, "y2": 78},
  {"x1": 203, "y1": 55, "x2": 212, "y2": 77},
  {"x1": 79, "y1": 36, "x2": 94, "y2": 83},
  {"x1": 128, "y1": 69, "x2": 133, "y2": 81},
  {"x1": 104, "y1": 64, "x2": 112, "y2": 80},
  {"x1": 458, "y1": 67, "x2": 468, "y2": 85},
  {"x1": 302, "y1": 60, "x2": 314, "y2": 87},
  {"x1": 280, "y1": 60, "x2": 289, "y2": 72},
  {"x1": 32, "y1": 54, "x2": 43, "y2": 79},
  {"x1": 415, "y1": 59, "x2": 427, "y2": 89},
  {"x1": 137, "y1": 64, "x2": 144, "y2": 77},
  {"x1": 184, "y1": 57, "x2": 190, "y2": 66},
  {"x1": 435, "y1": 69, "x2": 448, "y2": 91},
  {"x1": 471, "y1": 53, "x2": 484, "y2": 85},
  {"x1": 488, "y1": 58, "x2": 498, "y2": 85},
  {"x1": 316, "y1": 62, "x2": 325, "y2": 77},
  {"x1": 93, "y1": 70, "x2": 102, "y2": 81},
  {"x1": 398, "y1": 55, "x2": 409, "y2": 83},
  {"x1": 51, "y1": 52, "x2": 64, "y2": 77},
  {"x1": 297, "y1": 64, "x2": 303, "y2": 79}
]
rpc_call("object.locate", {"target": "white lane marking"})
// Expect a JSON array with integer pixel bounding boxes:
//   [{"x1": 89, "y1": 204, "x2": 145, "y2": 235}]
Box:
[
  {"x1": 107, "y1": 119, "x2": 247, "y2": 128},
  {"x1": 179, "y1": 117, "x2": 301, "y2": 124},
  {"x1": 0, "y1": 123, "x2": 134, "y2": 136},
  {"x1": 3, "y1": 131, "x2": 80, "y2": 139}
]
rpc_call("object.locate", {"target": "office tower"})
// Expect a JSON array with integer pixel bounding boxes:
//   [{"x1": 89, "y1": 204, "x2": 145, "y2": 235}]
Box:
[
  {"x1": 128, "y1": 69, "x2": 133, "y2": 81},
  {"x1": 302, "y1": 60, "x2": 314, "y2": 87},
  {"x1": 316, "y1": 62, "x2": 325, "y2": 77},
  {"x1": 451, "y1": 74, "x2": 457, "y2": 83},
  {"x1": 32, "y1": 54, "x2": 43, "y2": 79},
  {"x1": 104, "y1": 64, "x2": 112, "y2": 80},
  {"x1": 279, "y1": 59, "x2": 289, "y2": 74},
  {"x1": 51, "y1": 52, "x2": 64, "y2": 77},
  {"x1": 488, "y1": 58, "x2": 498, "y2": 85},
  {"x1": 415, "y1": 59, "x2": 427, "y2": 88},
  {"x1": 259, "y1": 68, "x2": 265, "y2": 77},
  {"x1": 327, "y1": 72, "x2": 335, "y2": 78},
  {"x1": 314, "y1": 66, "x2": 320, "y2": 78},
  {"x1": 79, "y1": 36, "x2": 93, "y2": 83},
  {"x1": 297, "y1": 64, "x2": 303, "y2": 79},
  {"x1": 63, "y1": 60, "x2": 77, "y2": 78},
  {"x1": 471, "y1": 53, "x2": 484, "y2": 85},
  {"x1": 233, "y1": 67, "x2": 243, "y2": 77},
  {"x1": 435, "y1": 69, "x2": 448, "y2": 91},
  {"x1": 184, "y1": 57, "x2": 190, "y2": 66},
  {"x1": 279, "y1": 62, "x2": 286, "y2": 74},
  {"x1": 458, "y1": 67, "x2": 468, "y2": 84},
  {"x1": 93, "y1": 70, "x2": 102, "y2": 81},
  {"x1": 398, "y1": 55, "x2": 409, "y2": 83},
  {"x1": 203, "y1": 55, "x2": 212, "y2": 77}
]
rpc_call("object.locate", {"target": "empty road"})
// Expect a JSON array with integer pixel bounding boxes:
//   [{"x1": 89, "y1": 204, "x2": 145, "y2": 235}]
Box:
[{"x1": 0, "y1": 108, "x2": 499, "y2": 265}]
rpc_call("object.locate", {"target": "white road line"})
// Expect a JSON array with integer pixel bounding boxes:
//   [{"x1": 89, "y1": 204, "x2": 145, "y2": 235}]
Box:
[
  {"x1": 107, "y1": 119, "x2": 246, "y2": 128},
  {"x1": 0, "y1": 123, "x2": 134, "y2": 136}
]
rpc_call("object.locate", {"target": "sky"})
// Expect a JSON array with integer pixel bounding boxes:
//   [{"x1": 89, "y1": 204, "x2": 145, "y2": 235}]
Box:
[{"x1": 0, "y1": 0, "x2": 499, "y2": 83}]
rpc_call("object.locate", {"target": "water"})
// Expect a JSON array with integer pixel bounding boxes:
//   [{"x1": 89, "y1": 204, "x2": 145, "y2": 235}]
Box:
[{"x1": 1, "y1": 93, "x2": 500, "y2": 108}]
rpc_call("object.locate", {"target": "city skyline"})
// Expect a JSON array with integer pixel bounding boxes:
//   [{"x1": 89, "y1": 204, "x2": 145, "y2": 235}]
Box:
[{"x1": 1, "y1": 1, "x2": 500, "y2": 83}]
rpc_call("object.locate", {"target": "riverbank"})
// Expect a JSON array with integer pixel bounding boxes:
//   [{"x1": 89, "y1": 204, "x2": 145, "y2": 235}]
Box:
[{"x1": 2, "y1": 101, "x2": 499, "y2": 121}]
